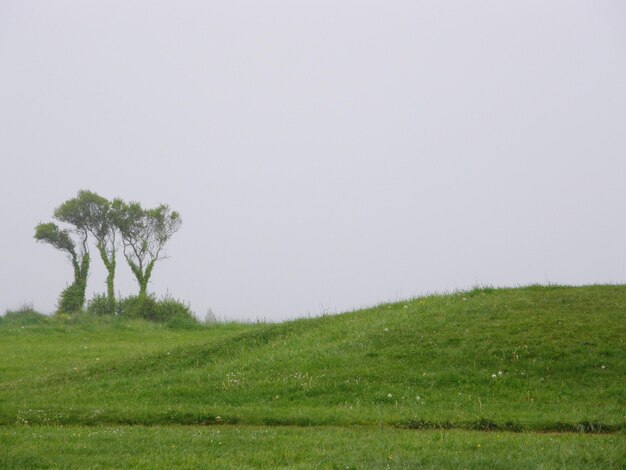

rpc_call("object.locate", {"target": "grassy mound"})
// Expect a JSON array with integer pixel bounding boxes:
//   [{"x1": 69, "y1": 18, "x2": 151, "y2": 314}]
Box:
[{"x1": 0, "y1": 285, "x2": 624, "y2": 432}]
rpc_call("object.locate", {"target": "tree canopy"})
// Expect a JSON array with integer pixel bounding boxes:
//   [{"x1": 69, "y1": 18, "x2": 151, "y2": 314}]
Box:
[
  {"x1": 34, "y1": 222, "x2": 76, "y2": 257},
  {"x1": 113, "y1": 200, "x2": 182, "y2": 297}
]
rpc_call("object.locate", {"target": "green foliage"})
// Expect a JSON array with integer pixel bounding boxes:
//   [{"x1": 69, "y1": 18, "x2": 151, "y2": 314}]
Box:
[
  {"x1": 112, "y1": 199, "x2": 182, "y2": 297},
  {"x1": 153, "y1": 295, "x2": 197, "y2": 326},
  {"x1": 117, "y1": 294, "x2": 158, "y2": 320},
  {"x1": 56, "y1": 253, "x2": 90, "y2": 313},
  {"x1": 86, "y1": 293, "x2": 115, "y2": 316},
  {"x1": 100, "y1": 247, "x2": 116, "y2": 310},
  {"x1": 36, "y1": 190, "x2": 182, "y2": 316},
  {"x1": 53, "y1": 190, "x2": 110, "y2": 252},
  {"x1": 34, "y1": 222, "x2": 76, "y2": 255},
  {"x1": 114, "y1": 294, "x2": 198, "y2": 325},
  {"x1": 55, "y1": 190, "x2": 110, "y2": 237},
  {"x1": 1, "y1": 304, "x2": 48, "y2": 327},
  {"x1": 36, "y1": 191, "x2": 98, "y2": 314},
  {"x1": 57, "y1": 284, "x2": 84, "y2": 314},
  {"x1": 55, "y1": 190, "x2": 118, "y2": 308}
]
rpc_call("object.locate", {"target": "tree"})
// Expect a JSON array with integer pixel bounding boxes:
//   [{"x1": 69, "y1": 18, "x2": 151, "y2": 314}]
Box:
[
  {"x1": 34, "y1": 222, "x2": 90, "y2": 313},
  {"x1": 113, "y1": 200, "x2": 182, "y2": 298},
  {"x1": 55, "y1": 190, "x2": 118, "y2": 312}
]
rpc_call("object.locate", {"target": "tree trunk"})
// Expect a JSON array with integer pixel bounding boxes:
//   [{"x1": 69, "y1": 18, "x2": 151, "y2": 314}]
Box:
[
  {"x1": 59, "y1": 253, "x2": 90, "y2": 313},
  {"x1": 76, "y1": 253, "x2": 90, "y2": 310},
  {"x1": 97, "y1": 244, "x2": 116, "y2": 312},
  {"x1": 126, "y1": 257, "x2": 153, "y2": 299}
]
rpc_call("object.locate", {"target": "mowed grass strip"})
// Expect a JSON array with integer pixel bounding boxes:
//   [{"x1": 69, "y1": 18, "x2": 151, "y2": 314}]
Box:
[
  {"x1": 0, "y1": 285, "x2": 624, "y2": 431},
  {"x1": 1, "y1": 425, "x2": 624, "y2": 469}
]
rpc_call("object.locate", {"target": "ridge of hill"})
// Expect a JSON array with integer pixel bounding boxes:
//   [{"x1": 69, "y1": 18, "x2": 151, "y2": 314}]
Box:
[{"x1": 0, "y1": 284, "x2": 624, "y2": 432}]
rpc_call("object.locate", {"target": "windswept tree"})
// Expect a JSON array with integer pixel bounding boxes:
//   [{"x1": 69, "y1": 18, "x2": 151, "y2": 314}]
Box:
[
  {"x1": 55, "y1": 190, "x2": 118, "y2": 311},
  {"x1": 113, "y1": 200, "x2": 182, "y2": 298},
  {"x1": 34, "y1": 222, "x2": 89, "y2": 313}
]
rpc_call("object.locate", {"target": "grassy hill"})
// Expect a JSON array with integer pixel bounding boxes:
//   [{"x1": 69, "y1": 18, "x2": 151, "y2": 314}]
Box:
[{"x1": 1, "y1": 284, "x2": 624, "y2": 468}]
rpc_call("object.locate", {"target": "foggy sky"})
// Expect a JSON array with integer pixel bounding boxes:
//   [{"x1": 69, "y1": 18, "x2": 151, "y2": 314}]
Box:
[{"x1": 1, "y1": 1, "x2": 625, "y2": 321}]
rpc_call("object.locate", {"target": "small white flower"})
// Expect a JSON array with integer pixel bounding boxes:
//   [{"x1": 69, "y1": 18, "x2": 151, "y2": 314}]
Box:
[
  {"x1": 416, "y1": 395, "x2": 421, "y2": 401},
  {"x1": 384, "y1": 328, "x2": 389, "y2": 332},
  {"x1": 387, "y1": 393, "x2": 393, "y2": 398},
  {"x1": 498, "y1": 371, "x2": 503, "y2": 376},
  {"x1": 491, "y1": 374, "x2": 497, "y2": 379},
  {"x1": 601, "y1": 365, "x2": 606, "y2": 369}
]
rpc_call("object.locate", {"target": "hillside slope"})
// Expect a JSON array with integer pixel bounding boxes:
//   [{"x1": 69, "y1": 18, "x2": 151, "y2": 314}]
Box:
[{"x1": 1, "y1": 285, "x2": 624, "y2": 431}]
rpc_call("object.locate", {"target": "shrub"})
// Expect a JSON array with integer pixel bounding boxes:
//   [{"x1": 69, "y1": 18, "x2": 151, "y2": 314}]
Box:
[
  {"x1": 115, "y1": 294, "x2": 198, "y2": 325},
  {"x1": 57, "y1": 282, "x2": 86, "y2": 314},
  {"x1": 2, "y1": 304, "x2": 49, "y2": 326},
  {"x1": 117, "y1": 294, "x2": 157, "y2": 320},
  {"x1": 86, "y1": 294, "x2": 115, "y2": 316},
  {"x1": 114, "y1": 295, "x2": 134, "y2": 316},
  {"x1": 154, "y1": 295, "x2": 198, "y2": 326}
]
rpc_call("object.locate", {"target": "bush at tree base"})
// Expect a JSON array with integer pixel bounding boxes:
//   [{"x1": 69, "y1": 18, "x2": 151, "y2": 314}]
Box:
[
  {"x1": 114, "y1": 294, "x2": 197, "y2": 324},
  {"x1": 58, "y1": 282, "x2": 87, "y2": 313},
  {"x1": 86, "y1": 294, "x2": 115, "y2": 316}
]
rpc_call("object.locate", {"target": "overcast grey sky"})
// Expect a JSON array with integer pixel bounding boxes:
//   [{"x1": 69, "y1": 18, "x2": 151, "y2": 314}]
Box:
[{"x1": 1, "y1": 1, "x2": 625, "y2": 321}]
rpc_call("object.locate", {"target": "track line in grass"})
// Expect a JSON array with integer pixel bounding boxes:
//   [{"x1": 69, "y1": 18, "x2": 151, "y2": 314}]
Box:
[{"x1": 1, "y1": 420, "x2": 623, "y2": 435}]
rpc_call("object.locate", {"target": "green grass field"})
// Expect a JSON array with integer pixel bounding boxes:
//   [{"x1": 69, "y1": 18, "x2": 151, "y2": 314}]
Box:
[{"x1": 1, "y1": 285, "x2": 624, "y2": 468}]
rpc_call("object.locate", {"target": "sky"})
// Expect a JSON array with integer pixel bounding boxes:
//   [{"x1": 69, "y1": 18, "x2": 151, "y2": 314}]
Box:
[{"x1": 1, "y1": 1, "x2": 625, "y2": 321}]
